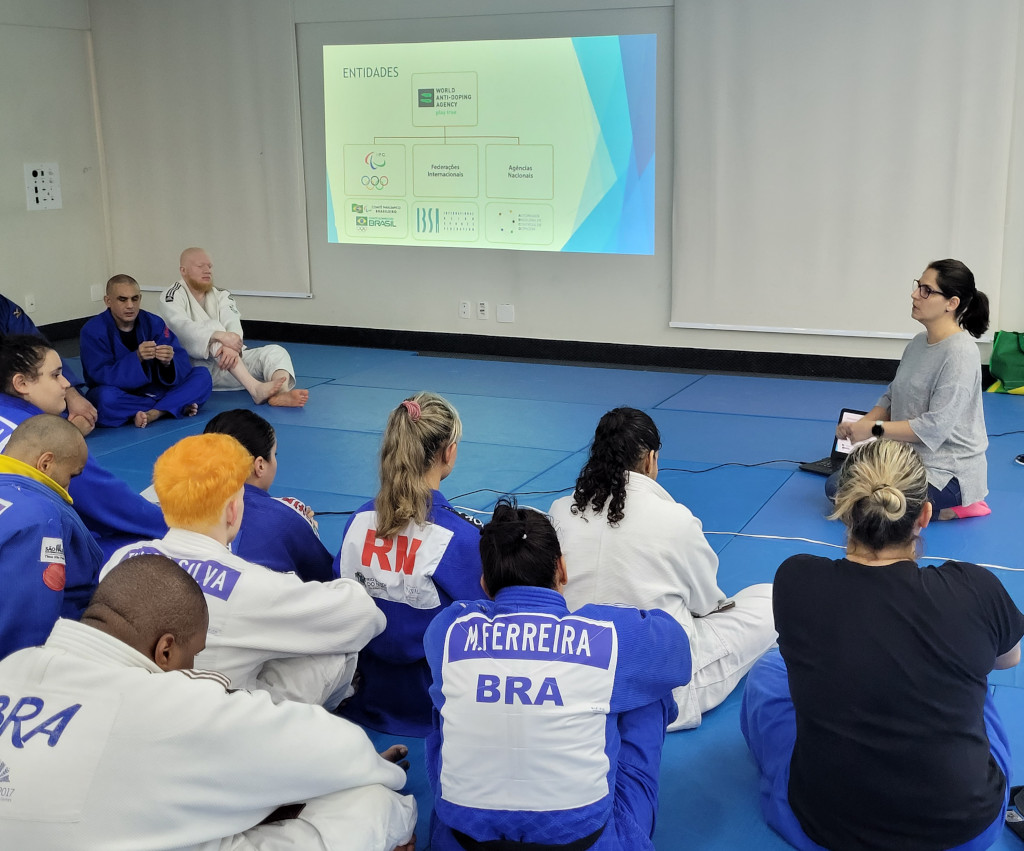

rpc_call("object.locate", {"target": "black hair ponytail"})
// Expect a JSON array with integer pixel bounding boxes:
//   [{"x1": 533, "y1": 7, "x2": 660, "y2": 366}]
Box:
[
  {"x1": 570, "y1": 407, "x2": 661, "y2": 525},
  {"x1": 480, "y1": 499, "x2": 562, "y2": 596}
]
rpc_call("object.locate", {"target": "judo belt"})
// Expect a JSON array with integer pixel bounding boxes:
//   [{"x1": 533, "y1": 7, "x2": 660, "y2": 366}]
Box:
[{"x1": 451, "y1": 825, "x2": 604, "y2": 851}]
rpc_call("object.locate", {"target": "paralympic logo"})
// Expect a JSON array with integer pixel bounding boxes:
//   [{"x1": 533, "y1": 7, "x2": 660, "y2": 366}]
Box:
[
  {"x1": 364, "y1": 152, "x2": 386, "y2": 169},
  {"x1": 361, "y1": 175, "x2": 389, "y2": 190}
]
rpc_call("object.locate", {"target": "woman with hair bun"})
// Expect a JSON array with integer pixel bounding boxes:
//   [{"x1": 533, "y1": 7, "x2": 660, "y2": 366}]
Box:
[
  {"x1": 424, "y1": 499, "x2": 691, "y2": 851},
  {"x1": 549, "y1": 407, "x2": 775, "y2": 730},
  {"x1": 335, "y1": 392, "x2": 483, "y2": 736},
  {"x1": 833, "y1": 259, "x2": 991, "y2": 519},
  {"x1": 744, "y1": 440, "x2": 1023, "y2": 851}
]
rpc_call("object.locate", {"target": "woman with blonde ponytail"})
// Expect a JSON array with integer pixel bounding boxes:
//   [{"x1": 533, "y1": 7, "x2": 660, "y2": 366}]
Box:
[
  {"x1": 744, "y1": 440, "x2": 1023, "y2": 851},
  {"x1": 334, "y1": 392, "x2": 483, "y2": 735}
]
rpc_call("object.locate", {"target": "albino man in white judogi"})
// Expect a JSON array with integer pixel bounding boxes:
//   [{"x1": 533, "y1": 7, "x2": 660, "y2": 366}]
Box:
[
  {"x1": 0, "y1": 554, "x2": 416, "y2": 851},
  {"x1": 161, "y1": 247, "x2": 308, "y2": 407},
  {"x1": 101, "y1": 433, "x2": 382, "y2": 708}
]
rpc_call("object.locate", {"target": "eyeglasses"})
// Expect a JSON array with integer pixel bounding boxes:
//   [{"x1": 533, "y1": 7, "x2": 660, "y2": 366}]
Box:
[{"x1": 912, "y1": 279, "x2": 944, "y2": 299}]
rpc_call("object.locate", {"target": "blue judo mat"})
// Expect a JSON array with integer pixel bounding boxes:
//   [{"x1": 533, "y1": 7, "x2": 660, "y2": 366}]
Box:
[{"x1": 73, "y1": 345, "x2": 1024, "y2": 850}]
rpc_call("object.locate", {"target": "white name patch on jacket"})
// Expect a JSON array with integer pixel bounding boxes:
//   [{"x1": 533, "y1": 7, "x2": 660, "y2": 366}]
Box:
[
  {"x1": 339, "y1": 512, "x2": 452, "y2": 610},
  {"x1": 438, "y1": 612, "x2": 617, "y2": 812},
  {"x1": 0, "y1": 686, "x2": 119, "y2": 821}
]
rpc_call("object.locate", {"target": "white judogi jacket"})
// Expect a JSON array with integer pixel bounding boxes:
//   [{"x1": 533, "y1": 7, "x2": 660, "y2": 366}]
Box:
[
  {"x1": 550, "y1": 474, "x2": 728, "y2": 729},
  {"x1": 160, "y1": 281, "x2": 295, "y2": 390},
  {"x1": 0, "y1": 619, "x2": 416, "y2": 851},
  {"x1": 161, "y1": 279, "x2": 243, "y2": 362},
  {"x1": 101, "y1": 529, "x2": 385, "y2": 705}
]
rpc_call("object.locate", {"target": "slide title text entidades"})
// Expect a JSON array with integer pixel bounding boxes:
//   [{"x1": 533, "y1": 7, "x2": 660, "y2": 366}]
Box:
[{"x1": 342, "y1": 66, "x2": 399, "y2": 79}]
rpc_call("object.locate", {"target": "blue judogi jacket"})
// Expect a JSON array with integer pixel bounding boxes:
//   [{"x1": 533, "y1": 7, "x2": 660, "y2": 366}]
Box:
[
  {"x1": 425, "y1": 586, "x2": 692, "y2": 850},
  {"x1": 0, "y1": 458, "x2": 103, "y2": 659},
  {"x1": 0, "y1": 395, "x2": 166, "y2": 556},
  {"x1": 233, "y1": 484, "x2": 334, "y2": 583},
  {"x1": 334, "y1": 492, "x2": 483, "y2": 735},
  {"x1": 0, "y1": 294, "x2": 82, "y2": 387},
  {"x1": 79, "y1": 308, "x2": 194, "y2": 393}
]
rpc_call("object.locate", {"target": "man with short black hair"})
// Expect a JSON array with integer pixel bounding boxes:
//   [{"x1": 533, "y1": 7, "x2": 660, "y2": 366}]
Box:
[
  {"x1": 0, "y1": 554, "x2": 417, "y2": 850},
  {"x1": 79, "y1": 274, "x2": 212, "y2": 428}
]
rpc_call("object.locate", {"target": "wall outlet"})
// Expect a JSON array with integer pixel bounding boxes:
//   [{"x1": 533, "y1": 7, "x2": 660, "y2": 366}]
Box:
[
  {"x1": 90, "y1": 284, "x2": 103, "y2": 302},
  {"x1": 24, "y1": 163, "x2": 62, "y2": 211},
  {"x1": 24, "y1": 293, "x2": 36, "y2": 312},
  {"x1": 458, "y1": 299, "x2": 471, "y2": 319},
  {"x1": 477, "y1": 300, "x2": 489, "y2": 320},
  {"x1": 497, "y1": 302, "x2": 515, "y2": 323}
]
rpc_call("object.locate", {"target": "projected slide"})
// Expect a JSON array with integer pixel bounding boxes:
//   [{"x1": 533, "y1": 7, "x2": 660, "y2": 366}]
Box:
[{"x1": 324, "y1": 35, "x2": 656, "y2": 254}]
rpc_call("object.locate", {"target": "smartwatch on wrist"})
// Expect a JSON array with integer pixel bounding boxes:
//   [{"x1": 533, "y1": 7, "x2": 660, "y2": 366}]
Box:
[{"x1": 871, "y1": 421, "x2": 885, "y2": 438}]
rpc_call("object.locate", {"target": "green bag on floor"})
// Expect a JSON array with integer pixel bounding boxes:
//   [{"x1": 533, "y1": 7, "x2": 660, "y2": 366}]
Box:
[{"x1": 987, "y1": 330, "x2": 1024, "y2": 394}]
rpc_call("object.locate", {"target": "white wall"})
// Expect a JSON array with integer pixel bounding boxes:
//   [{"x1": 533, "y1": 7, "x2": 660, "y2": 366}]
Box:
[
  {"x1": 0, "y1": 0, "x2": 108, "y2": 327},
  {"x1": 10, "y1": 0, "x2": 1024, "y2": 363}
]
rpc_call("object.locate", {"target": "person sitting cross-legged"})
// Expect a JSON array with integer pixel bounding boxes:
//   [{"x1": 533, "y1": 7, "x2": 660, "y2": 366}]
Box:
[
  {"x1": 425, "y1": 499, "x2": 692, "y2": 851},
  {"x1": 162, "y1": 247, "x2": 308, "y2": 406},
  {"x1": 742, "y1": 439, "x2": 1024, "y2": 851},
  {"x1": 101, "y1": 432, "x2": 385, "y2": 708},
  {"x1": 0, "y1": 553, "x2": 417, "y2": 851},
  {"x1": 79, "y1": 274, "x2": 213, "y2": 428}
]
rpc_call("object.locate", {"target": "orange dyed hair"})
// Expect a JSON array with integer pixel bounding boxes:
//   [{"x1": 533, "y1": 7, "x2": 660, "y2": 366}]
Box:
[{"x1": 153, "y1": 434, "x2": 252, "y2": 529}]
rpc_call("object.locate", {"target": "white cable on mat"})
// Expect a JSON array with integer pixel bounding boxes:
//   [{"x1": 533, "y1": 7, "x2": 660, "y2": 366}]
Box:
[
  {"x1": 703, "y1": 531, "x2": 1024, "y2": 572},
  {"x1": 450, "y1": 512, "x2": 1024, "y2": 574}
]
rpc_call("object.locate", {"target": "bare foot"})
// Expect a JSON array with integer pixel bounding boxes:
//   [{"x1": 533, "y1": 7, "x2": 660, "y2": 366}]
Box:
[
  {"x1": 249, "y1": 374, "x2": 288, "y2": 405},
  {"x1": 134, "y1": 409, "x2": 166, "y2": 429},
  {"x1": 68, "y1": 414, "x2": 95, "y2": 437},
  {"x1": 182, "y1": 403, "x2": 199, "y2": 417},
  {"x1": 379, "y1": 744, "x2": 410, "y2": 772},
  {"x1": 268, "y1": 388, "x2": 309, "y2": 408}
]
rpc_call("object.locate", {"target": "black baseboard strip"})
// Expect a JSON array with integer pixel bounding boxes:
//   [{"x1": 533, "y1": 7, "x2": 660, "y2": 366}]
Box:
[{"x1": 243, "y1": 321, "x2": 905, "y2": 383}]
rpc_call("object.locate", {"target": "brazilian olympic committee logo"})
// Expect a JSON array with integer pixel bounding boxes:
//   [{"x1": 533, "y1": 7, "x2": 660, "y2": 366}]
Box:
[
  {"x1": 416, "y1": 207, "x2": 440, "y2": 234},
  {"x1": 418, "y1": 88, "x2": 434, "y2": 108}
]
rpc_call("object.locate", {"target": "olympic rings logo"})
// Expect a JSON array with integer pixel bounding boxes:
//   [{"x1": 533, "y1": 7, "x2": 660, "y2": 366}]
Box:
[{"x1": 361, "y1": 175, "x2": 389, "y2": 190}]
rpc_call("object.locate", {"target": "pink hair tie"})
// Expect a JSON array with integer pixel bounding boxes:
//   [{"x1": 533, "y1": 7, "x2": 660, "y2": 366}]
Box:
[{"x1": 401, "y1": 400, "x2": 421, "y2": 422}]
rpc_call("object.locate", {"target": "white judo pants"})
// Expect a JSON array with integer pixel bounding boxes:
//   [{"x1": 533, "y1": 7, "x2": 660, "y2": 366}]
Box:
[
  {"x1": 218, "y1": 784, "x2": 417, "y2": 851},
  {"x1": 668, "y1": 582, "x2": 777, "y2": 732},
  {"x1": 204, "y1": 345, "x2": 296, "y2": 391}
]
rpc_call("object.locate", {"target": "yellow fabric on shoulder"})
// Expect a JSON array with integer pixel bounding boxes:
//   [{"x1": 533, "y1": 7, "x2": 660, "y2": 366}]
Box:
[{"x1": 0, "y1": 455, "x2": 73, "y2": 503}]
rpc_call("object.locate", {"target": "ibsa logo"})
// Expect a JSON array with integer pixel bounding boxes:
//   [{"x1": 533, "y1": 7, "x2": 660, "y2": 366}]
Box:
[
  {"x1": 416, "y1": 207, "x2": 440, "y2": 234},
  {"x1": 364, "y1": 152, "x2": 386, "y2": 170}
]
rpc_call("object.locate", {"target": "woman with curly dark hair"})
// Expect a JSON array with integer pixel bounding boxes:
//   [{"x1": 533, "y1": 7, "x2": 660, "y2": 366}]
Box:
[{"x1": 549, "y1": 407, "x2": 775, "y2": 730}]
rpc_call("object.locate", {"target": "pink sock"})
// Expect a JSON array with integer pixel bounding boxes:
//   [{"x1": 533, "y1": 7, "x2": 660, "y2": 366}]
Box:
[{"x1": 949, "y1": 501, "x2": 991, "y2": 519}]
